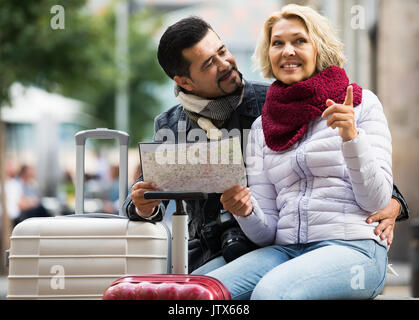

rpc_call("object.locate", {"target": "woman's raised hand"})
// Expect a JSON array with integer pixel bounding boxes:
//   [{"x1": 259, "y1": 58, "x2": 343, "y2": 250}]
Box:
[{"x1": 322, "y1": 86, "x2": 358, "y2": 142}]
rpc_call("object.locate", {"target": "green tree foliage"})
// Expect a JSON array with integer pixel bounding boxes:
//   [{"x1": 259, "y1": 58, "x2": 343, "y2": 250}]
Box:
[
  {"x1": 1, "y1": 0, "x2": 95, "y2": 103},
  {"x1": 0, "y1": 0, "x2": 168, "y2": 145}
]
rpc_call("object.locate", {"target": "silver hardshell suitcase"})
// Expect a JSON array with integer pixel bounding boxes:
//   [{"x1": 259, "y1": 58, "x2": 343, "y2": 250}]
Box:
[{"x1": 7, "y1": 129, "x2": 171, "y2": 300}]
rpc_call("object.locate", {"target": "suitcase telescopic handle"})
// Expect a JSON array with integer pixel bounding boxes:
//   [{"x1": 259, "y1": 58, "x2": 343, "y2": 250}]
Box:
[
  {"x1": 144, "y1": 191, "x2": 208, "y2": 274},
  {"x1": 75, "y1": 128, "x2": 129, "y2": 146},
  {"x1": 75, "y1": 128, "x2": 129, "y2": 216}
]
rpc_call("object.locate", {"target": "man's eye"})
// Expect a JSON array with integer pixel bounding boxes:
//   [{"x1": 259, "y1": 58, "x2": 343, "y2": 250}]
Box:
[{"x1": 219, "y1": 50, "x2": 226, "y2": 55}]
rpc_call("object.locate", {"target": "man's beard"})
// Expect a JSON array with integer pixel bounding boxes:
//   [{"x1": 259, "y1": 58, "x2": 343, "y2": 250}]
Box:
[{"x1": 216, "y1": 65, "x2": 243, "y2": 95}]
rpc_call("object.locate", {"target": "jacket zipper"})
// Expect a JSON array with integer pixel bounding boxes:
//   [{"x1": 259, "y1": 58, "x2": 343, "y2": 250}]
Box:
[
  {"x1": 296, "y1": 151, "x2": 305, "y2": 244},
  {"x1": 295, "y1": 123, "x2": 312, "y2": 244}
]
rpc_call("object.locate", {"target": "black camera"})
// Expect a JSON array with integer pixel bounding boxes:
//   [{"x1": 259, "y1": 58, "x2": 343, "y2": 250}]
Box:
[{"x1": 200, "y1": 210, "x2": 257, "y2": 262}]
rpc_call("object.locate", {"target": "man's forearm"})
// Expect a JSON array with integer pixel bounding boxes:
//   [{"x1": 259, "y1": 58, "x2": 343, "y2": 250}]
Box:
[
  {"x1": 126, "y1": 199, "x2": 165, "y2": 222},
  {"x1": 392, "y1": 184, "x2": 409, "y2": 222},
  {"x1": 122, "y1": 174, "x2": 144, "y2": 218}
]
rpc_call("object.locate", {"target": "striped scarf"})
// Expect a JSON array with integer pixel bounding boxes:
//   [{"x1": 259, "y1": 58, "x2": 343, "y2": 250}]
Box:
[{"x1": 174, "y1": 83, "x2": 244, "y2": 140}]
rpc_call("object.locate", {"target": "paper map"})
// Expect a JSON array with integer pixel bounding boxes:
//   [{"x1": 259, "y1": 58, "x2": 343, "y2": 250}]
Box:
[{"x1": 139, "y1": 137, "x2": 247, "y2": 193}]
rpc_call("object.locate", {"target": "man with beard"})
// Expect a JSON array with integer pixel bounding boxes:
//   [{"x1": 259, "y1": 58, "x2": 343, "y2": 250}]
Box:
[{"x1": 123, "y1": 16, "x2": 409, "y2": 273}]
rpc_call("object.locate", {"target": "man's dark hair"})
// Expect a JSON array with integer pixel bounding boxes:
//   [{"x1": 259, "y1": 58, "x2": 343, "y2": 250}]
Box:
[{"x1": 157, "y1": 16, "x2": 214, "y2": 79}]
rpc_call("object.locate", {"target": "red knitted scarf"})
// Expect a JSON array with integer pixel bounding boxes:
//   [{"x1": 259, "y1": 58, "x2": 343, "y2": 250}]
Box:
[{"x1": 261, "y1": 66, "x2": 362, "y2": 152}]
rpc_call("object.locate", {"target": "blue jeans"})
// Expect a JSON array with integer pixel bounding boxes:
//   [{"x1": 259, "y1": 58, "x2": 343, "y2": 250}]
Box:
[
  {"x1": 198, "y1": 240, "x2": 387, "y2": 300},
  {"x1": 192, "y1": 256, "x2": 227, "y2": 275}
]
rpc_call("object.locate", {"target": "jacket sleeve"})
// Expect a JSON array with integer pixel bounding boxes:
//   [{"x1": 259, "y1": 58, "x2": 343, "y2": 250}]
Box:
[
  {"x1": 124, "y1": 114, "x2": 169, "y2": 221},
  {"x1": 342, "y1": 90, "x2": 393, "y2": 213},
  {"x1": 233, "y1": 119, "x2": 279, "y2": 247},
  {"x1": 393, "y1": 184, "x2": 409, "y2": 222}
]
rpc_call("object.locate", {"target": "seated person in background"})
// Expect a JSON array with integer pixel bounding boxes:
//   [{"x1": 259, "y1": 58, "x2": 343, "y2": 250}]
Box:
[{"x1": 14, "y1": 165, "x2": 51, "y2": 226}]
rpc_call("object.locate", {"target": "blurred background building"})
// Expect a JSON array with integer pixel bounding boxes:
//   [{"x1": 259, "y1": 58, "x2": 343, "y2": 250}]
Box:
[{"x1": 0, "y1": 0, "x2": 418, "y2": 296}]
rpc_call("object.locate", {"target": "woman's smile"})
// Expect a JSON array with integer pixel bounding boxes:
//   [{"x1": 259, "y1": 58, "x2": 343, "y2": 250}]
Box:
[{"x1": 280, "y1": 61, "x2": 302, "y2": 71}]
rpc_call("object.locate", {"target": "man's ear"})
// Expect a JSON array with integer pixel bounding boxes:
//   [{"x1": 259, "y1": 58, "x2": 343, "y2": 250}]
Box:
[{"x1": 174, "y1": 75, "x2": 194, "y2": 92}]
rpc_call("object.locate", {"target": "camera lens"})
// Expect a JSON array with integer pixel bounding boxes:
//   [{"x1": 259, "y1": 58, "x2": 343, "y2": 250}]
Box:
[{"x1": 221, "y1": 227, "x2": 255, "y2": 262}]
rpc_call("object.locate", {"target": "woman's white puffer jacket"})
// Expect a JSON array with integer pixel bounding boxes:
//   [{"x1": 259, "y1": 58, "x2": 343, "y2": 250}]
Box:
[{"x1": 235, "y1": 89, "x2": 393, "y2": 249}]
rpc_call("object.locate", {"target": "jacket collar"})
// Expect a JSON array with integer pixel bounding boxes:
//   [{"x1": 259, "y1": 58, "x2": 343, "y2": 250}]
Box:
[{"x1": 239, "y1": 79, "x2": 263, "y2": 118}]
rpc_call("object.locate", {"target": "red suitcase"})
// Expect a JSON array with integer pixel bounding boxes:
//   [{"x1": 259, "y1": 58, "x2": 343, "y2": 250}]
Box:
[
  {"x1": 103, "y1": 275, "x2": 230, "y2": 300},
  {"x1": 103, "y1": 192, "x2": 231, "y2": 300}
]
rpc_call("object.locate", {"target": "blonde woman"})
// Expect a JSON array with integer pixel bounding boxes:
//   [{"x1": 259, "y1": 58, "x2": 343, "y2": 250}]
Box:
[{"x1": 207, "y1": 4, "x2": 392, "y2": 299}]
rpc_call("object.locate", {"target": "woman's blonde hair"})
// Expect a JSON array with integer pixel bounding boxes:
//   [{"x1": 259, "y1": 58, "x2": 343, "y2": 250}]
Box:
[{"x1": 253, "y1": 4, "x2": 346, "y2": 79}]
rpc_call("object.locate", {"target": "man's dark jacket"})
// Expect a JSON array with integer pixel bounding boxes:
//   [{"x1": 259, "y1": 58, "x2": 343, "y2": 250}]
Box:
[{"x1": 123, "y1": 80, "x2": 409, "y2": 273}]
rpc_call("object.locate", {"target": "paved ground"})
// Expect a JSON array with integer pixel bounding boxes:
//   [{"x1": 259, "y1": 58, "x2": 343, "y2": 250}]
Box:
[
  {"x1": 380, "y1": 285, "x2": 412, "y2": 299},
  {"x1": 1, "y1": 276, "x2": 7, "y2": 300},
  {"x1": 1, "y1": 262, "x2": 416, "y2": 300}
]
